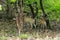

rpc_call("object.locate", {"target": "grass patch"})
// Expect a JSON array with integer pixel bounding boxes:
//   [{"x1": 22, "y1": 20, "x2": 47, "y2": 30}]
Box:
[
  {"x1": 19, "y1": 34, "x2": 28, "y2": 38},
  {"x1": 1, "y1": 36, "x2": 6, "y2": 40}
]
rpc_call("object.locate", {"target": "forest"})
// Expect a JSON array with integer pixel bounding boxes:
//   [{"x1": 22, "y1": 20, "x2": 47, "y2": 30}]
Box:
[{"x1": 0, "y1": 0, "x2": 60, "y2": 40}]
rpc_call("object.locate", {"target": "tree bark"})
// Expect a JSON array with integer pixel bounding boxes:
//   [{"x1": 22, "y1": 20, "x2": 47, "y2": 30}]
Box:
[
  {"x1": 16, "y1": 0, "x2": 24, "y2": 34},
  {"x1": 28, "y1": 4, "x2": 35, "y2": 18}
]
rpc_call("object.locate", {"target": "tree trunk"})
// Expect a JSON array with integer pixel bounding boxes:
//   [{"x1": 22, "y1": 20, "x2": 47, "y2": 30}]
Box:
[
  {"x1": 16, "y1": 0, "x2": 24, "y2": 34},
  {"x1": 28, "y1": 2, "x2": 38, "y2": 19},
  {"x1": 28, "y1": 4, "x2": 35, "y2": 18},
  {"x1": 40, "y1": 0, "x2": 51, "y2": 29}
]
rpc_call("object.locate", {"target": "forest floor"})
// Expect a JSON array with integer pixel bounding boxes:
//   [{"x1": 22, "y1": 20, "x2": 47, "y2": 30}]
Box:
[
  {"x1": 0, "y1": 29, "x2": 60, "y2": 40},
  {"x1": 0, "y1": 20, "x2": 60, "y2": 40}
]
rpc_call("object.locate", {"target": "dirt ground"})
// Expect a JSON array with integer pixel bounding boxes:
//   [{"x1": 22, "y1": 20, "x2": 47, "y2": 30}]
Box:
[{"x1": 0, "y1": 20, "x2": 60, "y2": 40}]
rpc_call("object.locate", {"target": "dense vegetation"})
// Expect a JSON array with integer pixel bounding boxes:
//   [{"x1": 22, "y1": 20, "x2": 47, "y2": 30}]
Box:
[{"x1": 0, "y1": 0, "x2": 60, "y2": 40}]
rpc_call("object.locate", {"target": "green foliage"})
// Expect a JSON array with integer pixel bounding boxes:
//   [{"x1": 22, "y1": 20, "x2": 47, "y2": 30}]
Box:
[
  {"x1": 23, "y1": 0, "x2": 60, "y2": 21},
  {"x1": 43, "y1": 0, "x2": 60, "y2": 12},
  {"x1": 0, "y1": 5, "x2": 2, "y2": 11},
  {"x1": 42, "y1": 0, "x2": 60, "y2": 21},
  {"x1": 1, "y1": 36, "x2": 6, "y2": 40},
  {"x1": 9, "y1": 0, "x2": 16, "y2": 3},
  {"x1": 19, "y1": 34, "x2": 28, "y2": 38}
]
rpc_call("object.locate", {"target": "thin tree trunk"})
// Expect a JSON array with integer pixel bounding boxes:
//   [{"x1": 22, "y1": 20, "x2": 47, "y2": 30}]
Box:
[
  {"x1": 28, "y1": 2, "x2": 38, "y2": 19},
  {"x1": 28, "y1": 4, "x2": 35, "y2": 18},
  {"x1": 16, "y1": 0, "x2": 24, "y2": 34},
  {"x1": 40, "y1": 0, "x2": 51, "y2": 29}
]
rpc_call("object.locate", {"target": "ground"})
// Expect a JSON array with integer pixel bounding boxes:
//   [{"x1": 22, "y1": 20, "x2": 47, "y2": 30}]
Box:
[{"x1": 0, "y1": 20, "x2": 60, "y2": 40}]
